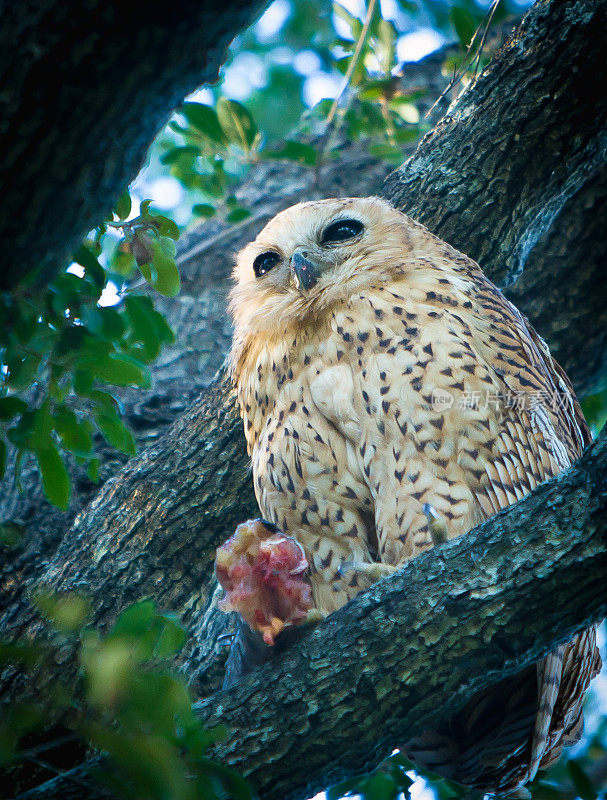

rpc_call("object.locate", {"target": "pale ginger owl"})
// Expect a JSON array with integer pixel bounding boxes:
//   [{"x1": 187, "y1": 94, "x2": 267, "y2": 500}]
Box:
[{"x1": 220, "y1": 196, "x2": 601, "y2": 793}]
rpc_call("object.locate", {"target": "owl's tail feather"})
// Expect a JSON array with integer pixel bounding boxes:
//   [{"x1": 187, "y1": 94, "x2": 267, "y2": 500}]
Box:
[
  {"x1": 402, "y1": 628, "x2": 601, "y2": 795},
  {"x1": 528, "y1": 647, "x2": 565, "y2": 781},
  {"x1": 403, "y1": 665, "x2": 538, "y2": 791}
]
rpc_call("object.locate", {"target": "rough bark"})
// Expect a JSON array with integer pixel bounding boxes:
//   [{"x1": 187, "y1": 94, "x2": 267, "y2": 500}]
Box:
[
  {"x1": 381, "y1": 0, "x2": 607, "y2": 287},
  {"x1": 507, "y1": 165, "x2": 607, "y2": 397},
  {"x1": 0, "y1": 0, "x2": 268, "y2": 290},
  {"x1": 15, "y1": 427, "x2": 607, "y2": 800}
]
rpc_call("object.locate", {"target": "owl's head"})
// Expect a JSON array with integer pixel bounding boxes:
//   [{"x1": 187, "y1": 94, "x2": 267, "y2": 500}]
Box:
[{"x1": 230, "y1": 197, "x2": 418, "y2": 346}]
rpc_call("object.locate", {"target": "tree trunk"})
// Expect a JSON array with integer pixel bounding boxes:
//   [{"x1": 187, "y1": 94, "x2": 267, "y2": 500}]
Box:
[{"x1": 0, "y1": 0, "x2": 268, "y2": 289}]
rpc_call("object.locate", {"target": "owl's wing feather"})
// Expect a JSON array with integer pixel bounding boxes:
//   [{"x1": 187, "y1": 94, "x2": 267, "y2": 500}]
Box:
[{"x1": 467, "y1": 276, "x2": 599, "y2": 783}]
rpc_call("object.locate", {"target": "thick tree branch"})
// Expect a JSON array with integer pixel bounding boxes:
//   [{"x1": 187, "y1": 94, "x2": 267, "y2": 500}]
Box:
[
  {"x1": 0, "y1": 0, "x2": 268, "y2": 289},
  {"x1": 192, "y1": 427, "x2": 607, "y2": 800},
  {"x1": 381, "y1": 0, "x2": 607, "y2": 288},
  {"x1": 15, "y1": 427, "x2": 607, "y2": 800}
]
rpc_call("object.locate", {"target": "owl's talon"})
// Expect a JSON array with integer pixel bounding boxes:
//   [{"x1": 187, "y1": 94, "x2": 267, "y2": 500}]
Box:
[
  {"x1": 423, "y1": 503, "x2": 448, "y2": 545},
  {"x1": 338, "y1": 561, "x2": 396, "y2": 581},
  {"x1": 305, "y1": 608, "x2": 328, "y2": 625}
]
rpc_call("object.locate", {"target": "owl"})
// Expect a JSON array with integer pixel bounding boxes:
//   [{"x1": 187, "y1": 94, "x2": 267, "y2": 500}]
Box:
[{"x1": 222, "y1": 196, "x2": 601, "y2": 792}]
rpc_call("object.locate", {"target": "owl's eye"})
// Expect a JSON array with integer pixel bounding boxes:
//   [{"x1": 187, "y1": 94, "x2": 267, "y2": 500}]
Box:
[
  {"x1": 321, "y1": 218, "x2": 364, "y2": 244},
  {"x1": 253, "y1": 251, "x2": 281, "y2": 278}
]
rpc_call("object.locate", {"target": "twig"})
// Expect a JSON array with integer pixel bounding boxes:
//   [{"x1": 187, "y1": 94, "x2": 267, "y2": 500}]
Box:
[
  {"x1": 426, "y1": 0, "x2": 500, "y2": 118},
  {"x1": 321, "y1": 0, "x2": 377, "y2": 158},
  {"x1": 472, "y1": 0, "x2": 501, "y2": 79}
]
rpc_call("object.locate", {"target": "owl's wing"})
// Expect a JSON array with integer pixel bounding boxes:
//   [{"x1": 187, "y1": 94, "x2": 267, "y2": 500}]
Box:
[
  {"x1": 464, "y1": 275, "x2": 599, "y2": 783},
  {"x1": 471, "y1": 276, "x2": 589, "y2": 514}
]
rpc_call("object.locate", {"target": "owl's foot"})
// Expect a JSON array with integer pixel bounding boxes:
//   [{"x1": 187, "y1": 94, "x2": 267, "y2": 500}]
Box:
[
  {"x1": 215, "y1": 518, "x2": 314, "y2": 646},
  {"x1": 338, "y1": 561, "x2": 397, "y2": 581},
  {"x1": 423, "y1": 503, "x2": 448, "y2": 544}
]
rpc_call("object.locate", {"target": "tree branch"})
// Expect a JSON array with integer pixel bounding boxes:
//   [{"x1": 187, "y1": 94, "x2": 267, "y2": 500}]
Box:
[
  {"x1": 0, "y1": 0, "x2": 268, "y2": 290},
  {"x1": 15, "y1": 426, "x2": 607, "y2": 800}
]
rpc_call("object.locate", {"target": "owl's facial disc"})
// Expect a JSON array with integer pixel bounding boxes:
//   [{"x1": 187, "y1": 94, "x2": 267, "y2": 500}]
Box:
[{"x1": 290, "y1": 251, "x2": 321, "y2": 291}]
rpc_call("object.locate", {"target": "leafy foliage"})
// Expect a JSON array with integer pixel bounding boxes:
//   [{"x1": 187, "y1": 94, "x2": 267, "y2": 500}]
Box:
[
  {"x1": 0, "y1": 198, "x2": 178, "y2": 509},
  {"x1": 0, "y1": 598, "x2": 255, "y2": 800}
]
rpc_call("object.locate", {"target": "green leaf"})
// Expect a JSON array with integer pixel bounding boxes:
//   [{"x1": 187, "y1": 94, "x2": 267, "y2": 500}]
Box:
[
  {"x1": 394, "y1": 127, "x2": 422, "y2": 144},
  {"x1": 154, "y1": 617, "x2": 186, "y2": 658},
  {"x1": 74, "y1": 244, "x2": 106, "y2": 289},
  {"x1": 83, "y1": 306, "x2": 126, "y2": 341},
  {"x1": 95, "y1": 411, "x2": 136, "y2": 456},
  {"x1": 150, "y1": 214, "x2": 180, "y2": 241},
  {"x1": 115, "y1": 190, "x2": 132, "y2": 220},
  {"x1": 332, "y1": 2, "x2": 363, "y2": 39},
  {"x1": 265, "y1": 140, "x2": 318, "y2": 166},
  {"x1": 53, "y1": 406, "x2": 93, "y2": 456},
  {"x1": 192, "y1": 203, "x2": 217, "y2": 219},
  {"x1": 181, "y1": 102, "x2": 226, "y2": 144},
  {"x1": 73, "y1": 369, "x2": 94, "y2": 395},
  {"x1": 450, "y1": 5, "x2": 477, "y2": 48},
  {"x1": 566, "y1": 760, "x2": 597, "y2": 800},
  {"x1": 88, "y1": 388, "x2": 120, "y2": 411},
  {"x1": 147, "y1": 240, "x2": 181, "y2": 297},
  {"x1": 226, "y1": 207, "x2": 252, "y2": 224},
  {"x1": 0, "y1": 397, "x2": 28, "y2": 421},
  {"x1": 124, "y1": 296, "x2": 160, "y2": 362},
  {"x1": 110, "y1": 243, "x2": 137, "y2": 277},
  {"x1": 4, "y1": 351, "x2": 39, "y2": 391},
  {"x1": 87, "y1": 458, "x2": 100, "y2": 483},
  {"x1": 216, "y1": 97, "x2": 257, "y2": 150},
  {"x1": 368, "y1": 143, "x2": 405, "y2": 162},
  {"x1": 160, "y1": 145, "x2": 200, "y2": 165},
  {"x1": 36, "y1": 443, "x2": 70, "y2": 509},
  {"x1": 85, "y1": 354, "x2": 151, "y2": 389},
  {"x1": 13, "y1": 311, "x2": 37, "y2": 345},
  {"x1": 34, "y1": 591, "x2": 91, "y2": 633},
  {"x1": 112, "y1": 599, "x2": 157, "y2": 639}
]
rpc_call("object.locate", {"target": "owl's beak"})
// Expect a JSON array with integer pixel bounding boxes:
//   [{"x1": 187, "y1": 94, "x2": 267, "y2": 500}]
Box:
[{"x1": 291, "y1": 251, "x2": 321, "y2": 291}]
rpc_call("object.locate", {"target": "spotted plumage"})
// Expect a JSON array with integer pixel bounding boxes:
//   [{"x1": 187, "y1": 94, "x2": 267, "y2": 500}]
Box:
[{"x1": 228, "y1": 197, "x2": 600, "y2": 792}]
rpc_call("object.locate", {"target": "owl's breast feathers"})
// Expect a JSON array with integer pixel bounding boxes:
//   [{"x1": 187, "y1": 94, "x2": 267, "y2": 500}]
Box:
[{"x1": 229, "y1": 210, "x2": 600, "y2": 792}]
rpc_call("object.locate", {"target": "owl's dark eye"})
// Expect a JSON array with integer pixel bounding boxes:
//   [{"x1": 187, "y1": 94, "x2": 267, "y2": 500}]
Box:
[
  {"x1": 253, "y1": 251, "x2": 280, "y2": 278},
  {"x1": 321, "y1": 218, "x2": 364, "y2": 245}
]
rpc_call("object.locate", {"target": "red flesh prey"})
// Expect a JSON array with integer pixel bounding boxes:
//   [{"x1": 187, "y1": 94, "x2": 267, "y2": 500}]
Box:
[{"x1": 215, "y1": 519, "x2": 313, "y2": 645}]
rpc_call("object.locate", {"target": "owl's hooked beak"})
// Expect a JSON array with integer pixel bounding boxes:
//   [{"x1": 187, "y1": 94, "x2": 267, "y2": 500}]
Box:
[{"x1": 290, "y1": 251, "x2": 321, "y2": 291}]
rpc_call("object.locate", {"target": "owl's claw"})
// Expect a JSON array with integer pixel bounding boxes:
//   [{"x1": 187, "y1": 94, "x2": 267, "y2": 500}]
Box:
[
  {"x1": 305, "y1": 607, "x2": 328, "y2": 625},
  {"x1": 338, "y1": 561, "x2": 397, "y2": 581},
  {"x1": 423, "y1": 503, "x2": 448, "y2": 544}
]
